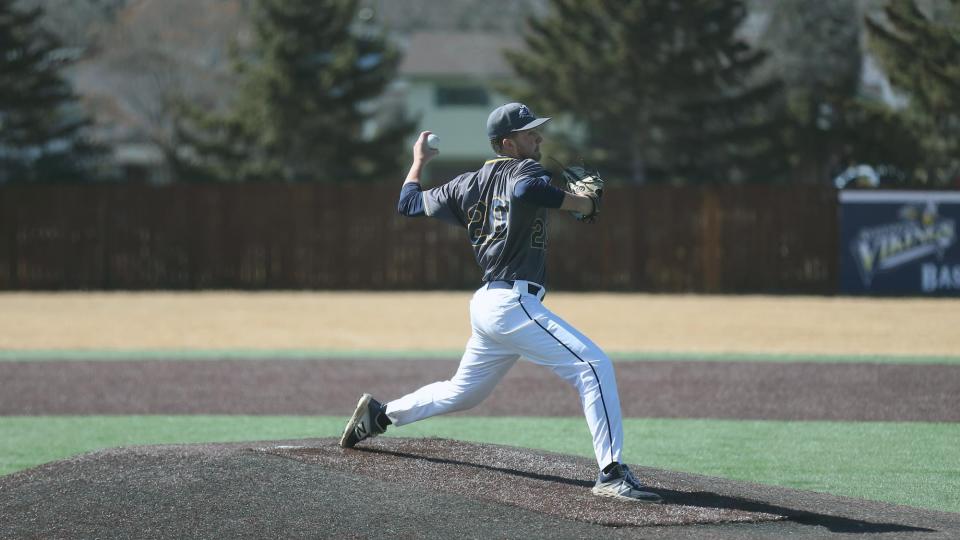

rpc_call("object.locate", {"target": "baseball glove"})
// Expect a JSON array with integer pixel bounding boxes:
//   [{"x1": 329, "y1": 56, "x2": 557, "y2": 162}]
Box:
[{"x1": 561, "y1": 164, "x2": 604, "y2": 223}]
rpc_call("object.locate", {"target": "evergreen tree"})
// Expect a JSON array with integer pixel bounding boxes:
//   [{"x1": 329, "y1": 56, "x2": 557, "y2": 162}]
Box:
[
  {"x1": 763, "y1": 1, "x2": 922, "y2": 185},
  {"x1": 866, "y1": 0, "x2": 960, "y2": 186},
  {"x1": 178, "y1": 0, "x2": 413, "y2": 182},
  {"x1": 504, "y1": 0, "x2": 785, "y2": 184},
  {"x1": 0, "y1": 0, "x2": 101, "y2": 182}
]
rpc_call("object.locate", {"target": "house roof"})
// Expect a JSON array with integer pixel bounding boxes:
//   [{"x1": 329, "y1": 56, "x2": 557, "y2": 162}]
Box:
[{"x1": 398, "y1": 32, "x2": 525, "y2": 77}]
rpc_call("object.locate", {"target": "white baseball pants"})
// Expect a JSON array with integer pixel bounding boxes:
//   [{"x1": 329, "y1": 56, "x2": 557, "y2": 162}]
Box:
[{"x1": 384, "y1": 280, "x2": 624, "y2": 469}]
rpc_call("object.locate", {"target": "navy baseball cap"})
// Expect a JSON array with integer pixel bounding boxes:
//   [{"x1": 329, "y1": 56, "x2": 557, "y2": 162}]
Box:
[{"x1": 486, "y1": 103, "x2": 551, "y2": 140}]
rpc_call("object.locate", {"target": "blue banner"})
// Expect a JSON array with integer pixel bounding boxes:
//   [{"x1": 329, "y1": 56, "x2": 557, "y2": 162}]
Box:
[{"x1": 839, "y1": 191, "x2": 960, "y2": 296}]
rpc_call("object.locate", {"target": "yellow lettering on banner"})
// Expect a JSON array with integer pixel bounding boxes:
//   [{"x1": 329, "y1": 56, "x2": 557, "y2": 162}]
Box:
[
  {"x1": 887, "y1": 235, "x2": 903, "y2": 258},
  {"x1": 858, "y1": 242, "x2": 875, "y2": 274}
]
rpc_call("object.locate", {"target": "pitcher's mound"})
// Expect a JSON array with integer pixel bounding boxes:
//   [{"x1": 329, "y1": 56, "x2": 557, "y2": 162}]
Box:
[{"x1": 0, "y1": 438, "x2": 955, "y2": 539}]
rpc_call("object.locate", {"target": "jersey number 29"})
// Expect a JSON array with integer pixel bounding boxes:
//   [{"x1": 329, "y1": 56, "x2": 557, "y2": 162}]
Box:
[{"x1": 467, "y1": 198, "x2": 509, "y2": 247}]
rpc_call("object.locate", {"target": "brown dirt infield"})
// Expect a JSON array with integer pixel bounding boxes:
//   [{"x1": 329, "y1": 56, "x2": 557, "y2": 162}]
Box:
[
  {"x1": 2, "y1": 292, "x2": 959, "y2": 356},
  {"x1": 2, "y1": 438, "x2": 957, "y2": 539},
  {"x1": 2, "y1": 358, "x2": 958, "y2": 421}
]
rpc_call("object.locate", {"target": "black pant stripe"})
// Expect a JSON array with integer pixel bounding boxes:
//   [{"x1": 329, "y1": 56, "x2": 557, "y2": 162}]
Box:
[{"x1": 517, "y1": 296, "x2": 614, "y2": 452}]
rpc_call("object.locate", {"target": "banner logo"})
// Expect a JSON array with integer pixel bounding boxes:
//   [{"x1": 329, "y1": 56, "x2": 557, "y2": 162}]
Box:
[{"x1": 852, "y1": 201, "x2": 956, "y2": 286}]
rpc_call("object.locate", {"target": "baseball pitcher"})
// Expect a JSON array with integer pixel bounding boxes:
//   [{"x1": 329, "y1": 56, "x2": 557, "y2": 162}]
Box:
[{"x1": 339, "y1": 103, "x2": 660, "y2": 503}]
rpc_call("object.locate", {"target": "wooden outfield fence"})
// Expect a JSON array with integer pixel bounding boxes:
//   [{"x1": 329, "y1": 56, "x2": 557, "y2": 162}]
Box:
[{"x1": 0, "y1": 183, "x2": 838, "y2": 293}]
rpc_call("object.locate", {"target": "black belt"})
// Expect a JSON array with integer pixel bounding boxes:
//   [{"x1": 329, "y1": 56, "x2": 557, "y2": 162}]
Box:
[{"x1": 486, "y1": 280, "x2": 543, "y2": 296}]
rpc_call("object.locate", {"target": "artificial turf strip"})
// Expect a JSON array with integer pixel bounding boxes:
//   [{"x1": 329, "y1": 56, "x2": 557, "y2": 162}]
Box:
[
  {"x1": 1, "y1": 348, "x2": 959, "y2": 364},
  {"x1": 1, "y1": 416, "x2": 957, "y2": 514}
]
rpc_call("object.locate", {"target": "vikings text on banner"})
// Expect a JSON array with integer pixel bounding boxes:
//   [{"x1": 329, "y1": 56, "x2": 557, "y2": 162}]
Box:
[{"x1": 839, "y1": 191, "x2": 960, "y2": 296}]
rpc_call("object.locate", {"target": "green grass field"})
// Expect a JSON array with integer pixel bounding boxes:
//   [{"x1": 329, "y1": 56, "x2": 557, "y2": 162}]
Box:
[{"x1": 2, "y1": 415, "x2": 957, "y2": 514}]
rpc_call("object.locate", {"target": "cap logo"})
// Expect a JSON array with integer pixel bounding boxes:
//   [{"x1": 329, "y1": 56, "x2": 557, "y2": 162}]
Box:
[{"x1": 517, "y1": 105, "x2": 533, "y2": 119}]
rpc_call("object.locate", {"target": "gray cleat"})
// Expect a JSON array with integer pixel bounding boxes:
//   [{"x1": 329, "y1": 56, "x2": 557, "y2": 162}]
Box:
[
  {"x1": 592, "y1": 463, "x2": 663, "y2": 503},
  {"x1": 339, "y1": 393, "x2": 388, "y2": 449}
]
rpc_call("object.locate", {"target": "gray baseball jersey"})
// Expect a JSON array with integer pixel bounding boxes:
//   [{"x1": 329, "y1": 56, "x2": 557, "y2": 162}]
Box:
[{"x1": 422, "y1": 157, "x2": 552, "y2": 284}]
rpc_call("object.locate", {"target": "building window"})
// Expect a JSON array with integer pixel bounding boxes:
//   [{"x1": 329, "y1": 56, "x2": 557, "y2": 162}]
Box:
[{"x1": 435, "y1": 86, "x2": 489, "y2": 107}]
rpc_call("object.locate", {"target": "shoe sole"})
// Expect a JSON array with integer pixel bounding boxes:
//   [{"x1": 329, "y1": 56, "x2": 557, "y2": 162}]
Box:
[
  {"x1": 592, "y1": 486, "x2": 663, "y2": 503},
  {"x1": 339, "y1": 393, "x2": 373, "y2": 449}
]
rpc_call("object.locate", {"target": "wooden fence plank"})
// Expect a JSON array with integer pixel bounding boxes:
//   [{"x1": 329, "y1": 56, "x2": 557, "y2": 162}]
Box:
[{"x1": 0, "y1": 183, "x2": 838, "y2": 292}]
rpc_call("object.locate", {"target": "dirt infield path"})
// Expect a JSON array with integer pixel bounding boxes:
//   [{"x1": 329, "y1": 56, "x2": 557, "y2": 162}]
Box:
[
  {"x1": 2, "y1": 358, "x2": 957, "y2": 421},
  {"x1": 2, "y1": 438, "x2": 957, "y2": 539},
  {"x1": 2, "y1": 292, "x2": 959, "y2": 356}
]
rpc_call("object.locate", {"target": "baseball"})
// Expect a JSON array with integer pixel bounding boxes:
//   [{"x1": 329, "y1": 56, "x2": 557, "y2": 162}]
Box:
[{"x1": 426, "y1": 133, "x2": 440, "y2": 150}]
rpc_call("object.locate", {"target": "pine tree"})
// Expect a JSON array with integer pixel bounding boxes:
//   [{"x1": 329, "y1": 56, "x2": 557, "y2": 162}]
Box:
[
  {"x1": 0, "y1": 0, "x2": 101, "y2": 182},
  {"x1": 178, "y1": 0, "x2": 413, "y2": 182},
  {"x1": 763, "y1": 1, "x2": 922, "y2": 185},
  {"x1": 866, "y1": 0, "x2": 960, "y2": 186},
  {"x1": 504, "y1": 0, "x2": 786, "y2": 184}
]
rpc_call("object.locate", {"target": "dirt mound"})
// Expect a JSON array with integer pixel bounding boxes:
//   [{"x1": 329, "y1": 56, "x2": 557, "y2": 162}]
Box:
[
  {"x1": 284, "y1": 437, "x2": 781, "y2": 527},
  {"x1": 0, "y1": 438, "x2": 956, "y2": 539}
]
